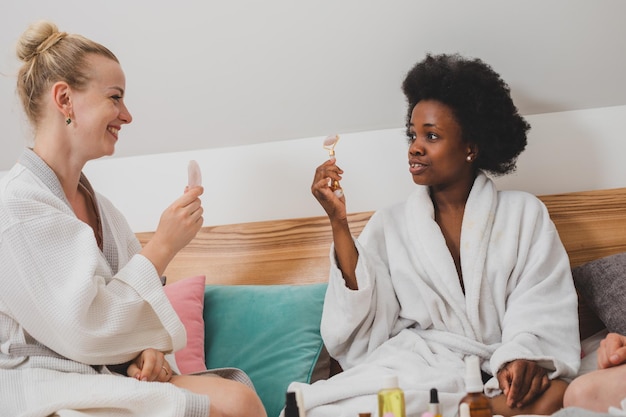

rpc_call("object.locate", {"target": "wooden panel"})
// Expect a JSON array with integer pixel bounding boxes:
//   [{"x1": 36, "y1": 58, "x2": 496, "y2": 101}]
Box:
[
  {"x1": 136, "y1": 187, "x2": 626, "y2": 285},
  {"x1": 136, "y1": 211, "x2": 372, "y2": 285},
  {"x1": 538, "y1": 187, "x2": 626, "y2": 268}
]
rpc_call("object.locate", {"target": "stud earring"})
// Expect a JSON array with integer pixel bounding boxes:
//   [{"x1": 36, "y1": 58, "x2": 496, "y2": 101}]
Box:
[
  {"x1": 466, "y1": 155, "x2": 472, "y2": 162},
  {"x1": 66, "y1": 117, "x2": 72, "y2": 125}
]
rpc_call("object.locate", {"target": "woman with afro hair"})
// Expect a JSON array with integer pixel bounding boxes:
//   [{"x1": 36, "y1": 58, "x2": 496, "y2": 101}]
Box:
[{"x1": 293, "y1": 54, "x2": 580, "y2": 417}]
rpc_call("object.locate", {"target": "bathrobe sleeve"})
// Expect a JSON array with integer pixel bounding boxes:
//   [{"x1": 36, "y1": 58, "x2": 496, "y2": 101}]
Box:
[
  {"x1": 0, "y1": 174, "x2": 186, "y2": 365},
  {"x1": 488, "y1": 195, "x2": 580, "y2": 380},
  {"x1": 321, "y1": 211, "x2": 406, "y2": 369}
]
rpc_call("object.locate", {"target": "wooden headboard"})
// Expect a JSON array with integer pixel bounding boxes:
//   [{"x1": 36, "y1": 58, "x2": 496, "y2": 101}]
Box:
[{"x1": 136, "y1": 187, "x2": 626, "y2": 286}]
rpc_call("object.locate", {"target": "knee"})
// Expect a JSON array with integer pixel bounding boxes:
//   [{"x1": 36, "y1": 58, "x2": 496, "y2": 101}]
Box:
[
  {"x1": 563, "y1": 377, "x2": 592, "y2": 408},
  {"x1": 230, "y1": 384, "x2": 267, "y2": 417},
  {"x1": 246, "y1": 388, "x2": 268, "y2": 417}
]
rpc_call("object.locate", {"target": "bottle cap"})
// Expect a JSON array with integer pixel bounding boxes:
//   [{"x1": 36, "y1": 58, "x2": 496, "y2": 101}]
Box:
[
  {"x1": 459, "y1": 403, "x2": 471, "y2": 417},
  {"x1": 430, "y1": 387, "x2": 439, "y2": 403},
  {"x1": 382, "y1": 375, "x2": 399, "y2": 389},
  {"x1": 464, "y1": 355, "x2": 484, "y2": 393},
  {"x1": 284, "y1": 391, "x2": 299, "y2": 417}
]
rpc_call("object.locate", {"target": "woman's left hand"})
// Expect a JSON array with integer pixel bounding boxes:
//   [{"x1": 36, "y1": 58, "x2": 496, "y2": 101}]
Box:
[
  {"x1": 597, "y1": 332, "x2": 626, "y2": 369},
  {"x1": 127, "y1": 348, "x2": 172, "y2": 382},
  {"x1": 496, "y1": 359, "x2": 550, "y2": 409}
]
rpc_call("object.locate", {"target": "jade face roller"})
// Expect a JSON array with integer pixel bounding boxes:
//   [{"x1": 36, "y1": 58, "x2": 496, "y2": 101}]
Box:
[{"x1": 323, "y1": 134, "x2": 343, "y2": 197}]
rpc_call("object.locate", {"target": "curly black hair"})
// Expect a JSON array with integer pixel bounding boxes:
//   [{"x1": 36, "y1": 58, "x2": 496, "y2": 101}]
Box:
[{"x1": 401, "y1": 53, "x2": 529, "y2": 175}]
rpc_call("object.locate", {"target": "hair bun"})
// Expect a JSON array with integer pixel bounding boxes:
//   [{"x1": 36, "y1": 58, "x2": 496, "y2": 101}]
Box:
[{"x1": 16, "y1": 20, "x2": 66, "y2": 62}]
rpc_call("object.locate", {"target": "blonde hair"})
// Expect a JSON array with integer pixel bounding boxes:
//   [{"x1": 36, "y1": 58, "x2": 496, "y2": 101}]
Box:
[{"x1": 16, "y1": 20, "x2": 119, "y2": 127}]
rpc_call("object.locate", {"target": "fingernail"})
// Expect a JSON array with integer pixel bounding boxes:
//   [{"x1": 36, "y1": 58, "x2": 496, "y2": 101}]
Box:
[{"x1": 611, "y1": 354, "x2": 620, "y2": 362}]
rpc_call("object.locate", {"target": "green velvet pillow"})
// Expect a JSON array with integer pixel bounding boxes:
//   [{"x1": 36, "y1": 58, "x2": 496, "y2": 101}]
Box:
[{"x1": 203, "y1": 283, "x2": 328, "y2": 417}]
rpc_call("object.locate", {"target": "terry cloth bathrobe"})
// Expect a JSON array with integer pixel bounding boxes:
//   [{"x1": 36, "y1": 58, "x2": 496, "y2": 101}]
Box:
[
  {"x1": 0, "y1": 149, "x2": 251, "y2": 417},
  {"x1": 287, "y1": 171, "x2": 580, "y2": 417}
]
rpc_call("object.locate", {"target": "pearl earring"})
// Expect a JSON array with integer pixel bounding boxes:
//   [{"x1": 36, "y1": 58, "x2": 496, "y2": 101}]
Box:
[{"x1": 466, "y1": 155, "x2": 472, "y2": 162}]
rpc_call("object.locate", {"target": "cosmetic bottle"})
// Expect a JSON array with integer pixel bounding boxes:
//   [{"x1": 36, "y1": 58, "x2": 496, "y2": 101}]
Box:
[
  {"x1": 428, "y1": 388, "x2": 442, "y2": 417},
  {"x1": 284, "y1": 391, "x2": 300, "y2": 417},
  {"x1": 294, "y1": 388, "x2": 305, "y2": 417},
  {"x1": 459, "y1": 356, "x2": 493, "y2": 417},
  {"x1": 378, "y1": 375, "x2": 406, "y2": 417}
]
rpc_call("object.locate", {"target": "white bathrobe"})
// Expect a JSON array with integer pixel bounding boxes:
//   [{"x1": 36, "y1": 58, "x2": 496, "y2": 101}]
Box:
[
  {"x1": 288, "y1": 172, "x2": 580, "y2": 417},
  {"x1": 0, "y1": 149, "x2": 249, "y2": 417}
]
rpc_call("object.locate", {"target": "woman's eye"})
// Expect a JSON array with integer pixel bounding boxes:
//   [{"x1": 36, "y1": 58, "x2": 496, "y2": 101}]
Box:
[
  {"x1": 426, "y1": 132, "x2": 439, "y2": 141},
  {"x1": 111, "y1": 95, "x2": 122, "y2": 102},
  {"x1": 406, "y1": 132, "x2": 417, "y2": 143}
]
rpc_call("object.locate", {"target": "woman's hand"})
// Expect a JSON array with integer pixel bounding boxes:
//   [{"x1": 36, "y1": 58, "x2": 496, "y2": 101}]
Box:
[
  {"x1": 597, "y1": 332, "x2": 626, "y2": 369},
  {"x1": 127, "y1": 348, "x2": 173, "y2": 382},
  {"x1": 155, "y1": 186, "x2": 204, "y2": 252},
  {"x1": 311, "y1": 158, "x2": 346, "y2": 221},
  {"x1": 141, "y1": 186, "x2": 204, "y2": 275},
  {"x1": 496, "y1": 359, "x2": 550, "y2": 409},
  {"x1": 312, "y1": 158, "x2": 359, "y2": 288}
]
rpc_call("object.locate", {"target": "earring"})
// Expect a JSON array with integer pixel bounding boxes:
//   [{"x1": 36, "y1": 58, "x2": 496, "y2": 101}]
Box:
[
  {"x1": 466, "y1": 155, "x2": 472, "y2": 162},
  {"x1": 66, "y1": 117, "x2": 72, "y2": 125}
]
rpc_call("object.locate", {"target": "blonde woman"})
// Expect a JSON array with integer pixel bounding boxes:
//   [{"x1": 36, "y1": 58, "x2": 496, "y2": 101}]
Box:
[{"x1": 0, "y1": 21, "x2": 266, "y2": 417}]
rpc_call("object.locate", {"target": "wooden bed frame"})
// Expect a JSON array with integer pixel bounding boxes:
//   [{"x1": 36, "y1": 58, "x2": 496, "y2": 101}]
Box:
[{"x1": 136, "y1": 187, "x2": 626, "y2": 287}]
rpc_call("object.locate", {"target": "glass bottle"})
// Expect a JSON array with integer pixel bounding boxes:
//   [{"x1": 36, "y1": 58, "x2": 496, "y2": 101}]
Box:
[
  {"x1": 459, "y1": 356, "x2": 493, "y2": 417},
  {"x1": 378, "y1": 375, "x2": 406, "y2": 417}
]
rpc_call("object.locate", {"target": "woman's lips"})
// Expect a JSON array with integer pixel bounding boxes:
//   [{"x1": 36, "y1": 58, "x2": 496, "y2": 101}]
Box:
[{"x1": 409, "y1": 161, "x2": 428, "y2": 175}]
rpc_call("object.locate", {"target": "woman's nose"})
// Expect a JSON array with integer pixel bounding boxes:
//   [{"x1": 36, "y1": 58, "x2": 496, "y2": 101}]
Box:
[
  {"x1": 409, "y1": 140, "x2": 424, "y2": 156},
  {"x1": 120, "y1": 104, "x2": 133, "y2": 124}
]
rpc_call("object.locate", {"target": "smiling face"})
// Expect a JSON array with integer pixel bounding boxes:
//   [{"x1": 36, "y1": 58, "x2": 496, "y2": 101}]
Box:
[
  {"x1": 69, "y1": 54, "x2": 132, "y2": 160},
  {"x1": 407, "y1": 99, "x2": 476, "y2": 191}
]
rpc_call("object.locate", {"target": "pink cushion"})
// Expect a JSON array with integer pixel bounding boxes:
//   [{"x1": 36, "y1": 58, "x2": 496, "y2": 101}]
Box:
[{"x1": 163, "y1": 275, "x2": 207, "y2": 374}]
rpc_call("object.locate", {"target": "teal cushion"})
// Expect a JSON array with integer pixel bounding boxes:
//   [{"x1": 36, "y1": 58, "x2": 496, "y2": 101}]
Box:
[{"x1": 203, "y1": 283, "x2": 328, "y2": 417}]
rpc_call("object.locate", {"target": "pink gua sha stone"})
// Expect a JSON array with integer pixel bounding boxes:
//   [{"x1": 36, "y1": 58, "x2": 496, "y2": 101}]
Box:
[{"x1": 187, "y1": 160, "x2": 202, "y2": 188}]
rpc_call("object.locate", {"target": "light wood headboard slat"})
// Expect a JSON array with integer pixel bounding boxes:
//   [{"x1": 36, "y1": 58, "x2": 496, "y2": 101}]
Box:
[
  {"x1": 538, "y1": 187, "x2": 626, "y2": 268},
  {"x1": 136, "y1": 187, "x2": 626, "y2": 285}
]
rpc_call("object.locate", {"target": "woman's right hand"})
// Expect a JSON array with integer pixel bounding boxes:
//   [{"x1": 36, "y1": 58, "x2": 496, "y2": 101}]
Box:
[
  {"x1": 311, "y1": 158, "x2": 346, "y2": 221},
  {"x1": 312, "y1": 159, "x2": 359, "y2": 288},
  {"x1": 141, "y1": 186, "x2": 204, "y2": 276}
]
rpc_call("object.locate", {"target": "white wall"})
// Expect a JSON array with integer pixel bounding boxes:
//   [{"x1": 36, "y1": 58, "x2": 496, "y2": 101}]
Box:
[
  {"x1": 82, "y1": 128, "x2": 416, "y2": 232},
  {"x1": 2, "y1": 105, "x2": 625, "y2": 233},
  {"x1": 4, "y1": 1, "x2": 625, "y2": 172},
  {"x1": 494, "y1": 105, "x2": 626, "y2": 195}
]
